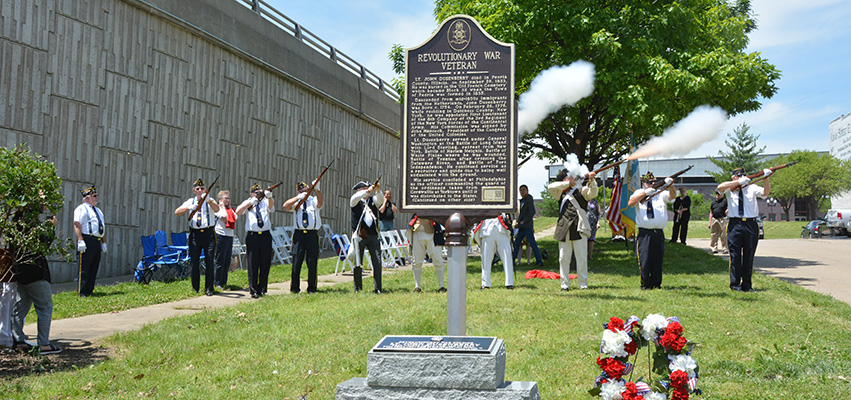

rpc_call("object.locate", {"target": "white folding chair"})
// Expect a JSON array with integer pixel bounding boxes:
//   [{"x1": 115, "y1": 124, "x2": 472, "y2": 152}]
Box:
[
  {"x1": 270, "y1": 229, "x2": 292, "y2": 265},
  {"x1": 321, "y1": 224, "x2": 335, "y2": 251},
  {"x1": 379, "y1": 231, "x2": 400, "y2": 268},
  {"x1": 232, "y1": 236, "x2": 247, "y2": 269},
  {"x1": 390, "y1": 230, "x2": 410, "y2": 263},
  {"x1": 282, "y1": 226, "x2": 295, "y2": 253},
  {"x1": 333, "y1": 234, "x2": 355, "y2": 275}
]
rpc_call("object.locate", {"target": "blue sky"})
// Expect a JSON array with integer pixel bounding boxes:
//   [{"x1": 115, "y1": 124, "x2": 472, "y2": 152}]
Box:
[{"x1": 265, "y1": 0, "x2": 851, "y2": 193}]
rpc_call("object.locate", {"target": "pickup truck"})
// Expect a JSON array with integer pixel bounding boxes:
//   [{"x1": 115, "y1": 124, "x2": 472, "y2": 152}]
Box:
[{"x1": 824, "y1": 209, "x2": 851, "y2": 237}]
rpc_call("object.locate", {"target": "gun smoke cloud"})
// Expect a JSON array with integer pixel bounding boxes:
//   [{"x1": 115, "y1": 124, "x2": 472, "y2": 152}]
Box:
[
  {"x1": 517, "y1": 61, "x2": 596, "y2": 137},
  {"x1": 628, "y1": 106, "x2": 728, "y2": 160},
  {"x1": 560, "y1": 153, "x2": 590, "y2": 179}
]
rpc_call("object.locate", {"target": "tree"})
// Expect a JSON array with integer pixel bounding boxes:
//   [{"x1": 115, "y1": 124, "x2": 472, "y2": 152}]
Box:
[
  {"x1": 425, "y1": 0, "x2": 779, "y2": 168},
  {"x1": 765, "y1": 151, "x2": 851, "y2": 221},
  {"x1": 706, "y1": 122, "x2": 766, "y2": 183},
  {"x1": 0, "y1": 144, "x2": 69, "y2": 281}
]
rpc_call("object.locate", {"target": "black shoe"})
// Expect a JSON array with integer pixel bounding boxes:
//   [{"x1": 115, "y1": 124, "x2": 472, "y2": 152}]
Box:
[
  {"x1": 480, "y1": 286, "x2": 490, "y2": 290},
  {"x1": 205, "y1": 290, "x2": 213, "y2": 296},
  {"x1": 505, "y1": 285, "x2": 514, "y2": 290},
  {"x1": 251, "y1": 293, "x2": 260, "y2": 299},
  {"x1": 260, "y1": 292, "x2": 267, "y2": 296},
  {"x1": 291, "y1": 290, "x2": 300, "y2": 294},
  {"x1": 438, "y1": 287, "x2": 447, "y2": 293},
  {"x1": 730, "y1": 285, "x2": 743, "y2": 292},
  {"x1": 413, "y1": 287, "x2": 422, "y2": 293},
  {"x1": 561, "y1": 287, "x2": 569, "y2": 292},
  {"x1": 536, "y1": 263, "x2": 544, "y2": 267},
  {"x1": 374, "y1": 289, "x2": 382, "y2": 294},
  {"x1": 354, "y1": 287, "x2": 361, "y2": 293}
]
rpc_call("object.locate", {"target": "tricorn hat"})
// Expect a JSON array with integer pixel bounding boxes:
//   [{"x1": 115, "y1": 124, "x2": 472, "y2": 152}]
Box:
[{"x1": 351, "y1": 181, "x2": 370, "y2": 191}]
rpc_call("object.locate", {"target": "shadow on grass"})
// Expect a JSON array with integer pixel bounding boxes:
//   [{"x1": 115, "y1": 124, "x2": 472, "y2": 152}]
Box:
[{"x1": 0, "y1": 340, "x2": 111, "y2": 380}]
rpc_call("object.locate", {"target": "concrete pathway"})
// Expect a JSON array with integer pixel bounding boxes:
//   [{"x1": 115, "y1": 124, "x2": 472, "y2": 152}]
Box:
[{"x1": 687, "y1": 236, "x2": 851, "y2": 305}]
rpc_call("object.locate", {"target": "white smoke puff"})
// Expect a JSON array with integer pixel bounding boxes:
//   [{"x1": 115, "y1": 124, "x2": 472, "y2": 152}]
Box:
[
  {"x1": 517, "y1": 61, "x2": 596, "y2": 137},
  {"x1": 630, "y1": 106, "x2": 728, "y2": 159},
  {"x1": 561, "y1": 153, "x2": 590, "y2": 179}
]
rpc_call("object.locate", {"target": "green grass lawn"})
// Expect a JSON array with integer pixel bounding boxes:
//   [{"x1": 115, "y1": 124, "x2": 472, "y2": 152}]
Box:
[{"x1": 4, "y1": 235, "x2": 851, "y2": 399}]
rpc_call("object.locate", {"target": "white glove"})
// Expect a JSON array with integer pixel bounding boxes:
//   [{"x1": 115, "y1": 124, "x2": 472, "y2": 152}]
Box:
[
  {"x1": 101, "y1": 243, "x2": 107, "y2": 253},
  {"x1": 77, "y1": 240, "x2": 87, "y2": 253},
  {"x1": 250, "y1": 197, "x2": 259, "y2": 206},
  {"x1": 644, "y1": 188, "x2": 657, "y2": 197},
  {"x1": 737, "y1": 177, "x2": 751, "y2": 186},
  {"x1": 664, "y1": 177, "x2": 673, "y2": 185},
  {"x1": 264, "y1": 190, "x2": 273, "y2": 199},
  {"x1": 312, "y1": 179, "x2": 319, "y2": 191},
  {"x1": 296, "y1": 192, "x2": 307, "y2": 200},
  {"x1": 763, "y1": 168, "x2": 773, "y2": 178}
]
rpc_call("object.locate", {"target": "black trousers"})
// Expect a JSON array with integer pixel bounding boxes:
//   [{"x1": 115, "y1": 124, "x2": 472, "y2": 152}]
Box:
[
  {"x1": 245, "y1": 231, "x2": 272, "y2": 296},
  {"x1": 727, "y1": 218, "x2": 759, "y2": 290},
  {"x1": 189, "y1": 228, "x2": 216, "y2": 292},
  {"x1": 354, "y1": 233, "x2": 382, "y2": 292},
  {"x1": 637, "y1": 228, "x2": 665, "y2": 289},
  {"x1": 214, "y1": 234, "x2": 234, "y2": 287},
  {"x1": 78, "y1": 234, "x2": 102, "y2": 296},
  {"x1": 291, "y1": 229, "x2": 320, "y2": 293},
  {"x1": 671, "y1": 216, "x2": 690, "y2": 243}
]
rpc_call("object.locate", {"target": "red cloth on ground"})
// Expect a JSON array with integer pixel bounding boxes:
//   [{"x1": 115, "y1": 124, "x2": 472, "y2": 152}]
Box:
[{"x1": 524, "y1": 270, "x2": 577, "y2": 280}]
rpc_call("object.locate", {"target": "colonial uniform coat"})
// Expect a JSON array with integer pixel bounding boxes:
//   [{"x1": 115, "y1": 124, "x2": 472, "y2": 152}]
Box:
[{"x1": 548, "y1": 179, "x2": 598, "y2": 290}]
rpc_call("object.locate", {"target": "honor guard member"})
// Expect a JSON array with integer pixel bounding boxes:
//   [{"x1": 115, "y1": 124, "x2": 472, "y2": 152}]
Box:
[
  {"x1": 671, "y1": 187, "x2": 692, "y2": 244},
  {"x1": 282, "y1": 180, "x2": 324, "y2": 294},
  {"x1": 547, "y1": 169, "x2": 598, "y2": 291},
  {"x1": 406, "y1": 215, "x2": 446, "y2": 293},
  {"x1": 213, "y1": 190, "x2": 237, "y2": 290},
  {"x1": 236, "y1": 184, "x2": 275, "y2": 298},
  {"x1": 175, "y1": 179, "x2": 220, "y2": 296},
  {"x1": 628, "y1": 172, "x2": 675, "y2": 290},
  {"x1": 473, "y1": 214, "x2": 515, "y2": 290},
  {"x1": 718, "y1": 167, "x2": 772, "y2": 292},
  {"x1": 350, "y1": 181, "x2": 384, "y2": 294},
  {"x1": 73, "y1": 185, "x2": 106, "y2": 297}
]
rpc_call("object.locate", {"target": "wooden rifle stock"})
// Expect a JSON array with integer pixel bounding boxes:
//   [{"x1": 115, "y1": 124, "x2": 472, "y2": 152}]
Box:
[
  {"x1": 187, "y1": 174, "x2": 220, "y2": 221},
  {"x1": 739, "y1": 161, "x2": 798, "y2": 189},
  {"x1": 584, "y1": 160, "x2": 626, "y2": 179},
  {"x1": 293, "y1": 160, "x2": 335, "y2": 210}
]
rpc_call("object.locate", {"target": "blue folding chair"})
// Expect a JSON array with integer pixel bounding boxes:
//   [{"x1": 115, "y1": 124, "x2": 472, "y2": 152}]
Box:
[
  {"x1": 170, "y1": 231, "x2": 204, "y2": 276},
  {"x1": 134, "y1": 234, "x2": 183, "y2": 284}
]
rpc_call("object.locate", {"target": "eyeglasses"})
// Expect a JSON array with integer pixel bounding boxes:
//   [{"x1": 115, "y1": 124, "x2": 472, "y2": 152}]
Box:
[
  {"x1": 92, "y1": 195, "x2": 99, "y2": 198},
  {"x1": 195, "y1": 187, "x2": 205, "y2": 190}
]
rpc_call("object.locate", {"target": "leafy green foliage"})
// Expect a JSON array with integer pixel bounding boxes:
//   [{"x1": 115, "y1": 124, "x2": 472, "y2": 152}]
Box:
[
  {"x1": 765, "y1": 151, "x2": 851, "y2": 220},
  {"x1": 432, "y1": 0, "x2": 779, "y2": 167},
  {"x1": 707, "y1": 122, "x2": 766, "y2": 183},
  {"x1": 0, "y1": 144, "x2": 69, "y2": 279},
  {"x1": 538, "y1": 183, "x2": 559, "y2": 217},
  {"x1": 688, "y1": 190, "x2": 712, "y2": 221}
]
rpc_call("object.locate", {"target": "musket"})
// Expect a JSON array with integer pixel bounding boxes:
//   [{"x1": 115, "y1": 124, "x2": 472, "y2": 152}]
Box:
[
  {"x1": 293, "y1": 160, "x2": 336, "y2": 210},
  {"x1": 584, "y1": 160, "x2": 627, "y2": 179},
  {"x1": 254, "y1": 182, "x2": 283, "y2": 202},
  {"x1": 187, "y1": 174, "x2": 220, "y2": 221},
  {"x1": 739, "y1": 161, "x2": 798, "y2": 189},
  {"x1": 517, "y1": 154, "x2": 533, "y2": 169},
  {"x1": 643, "y1": 165, "x2": 694, "y2": 202}
]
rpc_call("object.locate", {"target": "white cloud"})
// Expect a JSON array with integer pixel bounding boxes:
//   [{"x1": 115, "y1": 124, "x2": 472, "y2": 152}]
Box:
[{"x1": 748, "y1": 0, "x2": 851, "y2": 48}]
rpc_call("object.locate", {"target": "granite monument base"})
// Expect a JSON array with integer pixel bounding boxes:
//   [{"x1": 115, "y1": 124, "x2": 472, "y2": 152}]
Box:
[{"x1": 335, "y1": 336, "x2": 539, "y2": 399}]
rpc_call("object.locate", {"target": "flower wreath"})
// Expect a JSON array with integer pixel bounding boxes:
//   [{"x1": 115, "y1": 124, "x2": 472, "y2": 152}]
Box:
[{"x1": 589, "y1": 314, "x2": 701, "y2": 400}]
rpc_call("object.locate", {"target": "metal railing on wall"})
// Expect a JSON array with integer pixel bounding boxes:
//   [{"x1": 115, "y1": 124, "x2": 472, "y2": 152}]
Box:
[{"x1": 238, "y1": 0, "x2": 400, "y2": 102}]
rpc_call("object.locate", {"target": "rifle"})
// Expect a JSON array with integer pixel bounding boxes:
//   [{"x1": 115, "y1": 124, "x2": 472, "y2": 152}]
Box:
[
  {"x1": 293, "y1": 160, "x2": 336, "y2": 210},
  {"x1": 584, "y1": 160, "x2": 626, "y2": 179},
  {"x1": 517, "y1": 154, "x2": 533, "y2": 169},
  {"x1": 187, "y1": 174, "x2": 220, "y2": 221},
  {"x1": 643, "y1": 165, "x2": 694, "y2": 202},
  {"x1": 739, "y1": 161, "x2": 798, "y2": 189},
  {"x1": 254, "y1": 182, "x2": 283, "y2": 202}
]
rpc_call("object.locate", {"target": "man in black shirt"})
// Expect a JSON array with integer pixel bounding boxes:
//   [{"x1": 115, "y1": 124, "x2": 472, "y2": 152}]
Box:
[
  {"x1": 378, "y1": 189, "x2": 397, "y2": 232},
  {"x1": 670, "y1": 187, "x2": 691, "y2": 244},
  {"x1": 709, "y1": 190, "x2": 728, "y2": 254}
]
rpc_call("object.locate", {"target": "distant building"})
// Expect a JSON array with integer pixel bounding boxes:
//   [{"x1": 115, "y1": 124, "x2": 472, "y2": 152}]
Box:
[
  {"x1": 547, "y1": 153, "x2": 822, "y2": 221},
  {"x1": 829, "y1": 112, "x2": 851, "y2": 208}
]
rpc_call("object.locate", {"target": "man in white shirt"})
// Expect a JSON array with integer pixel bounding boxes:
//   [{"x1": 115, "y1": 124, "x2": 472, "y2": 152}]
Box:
[
  {"x1": 717, "y1": 167, "x2": 772, "y2": 292},
  {"x1": 236, "y1": 184, "x2": 275, "y2": 298},
  {"x1": 283, "y1": 180, "x2": 324, "y2": 294},
  {"x1": 628, "y1": 172, "x2": 675, "y2": 290},
  {"x1": 174, "y1": 179, "x2": 220, "y2": 296},
  {"x1": 350, "y1": 181, "x2": 384, "y2": 294},
  {"x1": 73, "y1": 185, "x2": 106, "y2": 297}
]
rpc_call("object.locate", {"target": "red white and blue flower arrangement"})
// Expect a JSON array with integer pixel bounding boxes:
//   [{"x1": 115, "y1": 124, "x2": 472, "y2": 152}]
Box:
[{"x1": 589, "y1": 314, "x2": 701, "y2": 400}]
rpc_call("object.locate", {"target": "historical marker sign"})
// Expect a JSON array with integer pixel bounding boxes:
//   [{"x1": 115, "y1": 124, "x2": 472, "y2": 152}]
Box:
[{"x1": 401, "y1": 15, "x2": 517, "y2": 220}]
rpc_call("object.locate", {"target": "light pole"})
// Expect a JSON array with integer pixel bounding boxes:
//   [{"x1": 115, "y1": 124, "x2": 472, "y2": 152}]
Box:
[{"x1": 766, "y1": 197, "x2": 778, "y2": 221}]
